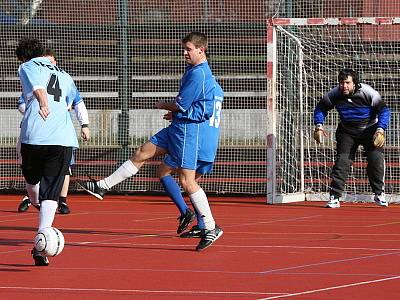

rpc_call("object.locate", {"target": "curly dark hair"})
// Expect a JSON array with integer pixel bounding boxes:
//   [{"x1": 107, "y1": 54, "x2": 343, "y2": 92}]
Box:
[
  {"x1": 15, "y1": 37, "x2": 44, "y2": 62},
  {"x1": 338, "y1": 68, "x2": 360, "y2": 89}
]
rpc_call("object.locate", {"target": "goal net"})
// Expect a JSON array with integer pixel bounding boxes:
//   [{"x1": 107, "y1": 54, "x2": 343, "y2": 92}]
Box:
[{"x1": 267, "y1": 18, "x2": 400, "y2": 204}]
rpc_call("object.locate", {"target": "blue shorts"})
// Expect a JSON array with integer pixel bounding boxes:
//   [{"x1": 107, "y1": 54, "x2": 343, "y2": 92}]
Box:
[
  {"x1": 163, "y1": 156, "x2": 213, "y2": 175},
  {"x1": 150, "y1": 127, "x2": 169, "y2": 150},
  {"x1": 151, "y1": 122, "x2": 200, "y2": 170},
  {"x1": 195, "y1": 160, "x2": 213, "y2": 174}
]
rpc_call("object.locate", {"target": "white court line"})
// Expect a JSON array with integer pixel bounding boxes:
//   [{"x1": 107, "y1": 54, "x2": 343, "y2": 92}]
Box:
[
  {"x1": 225, "y1": 215, "x2": 322, "y2": 228},
  {"x1": 259, "y1": 275, "x2": 400, "y2": 299},
  {"x1": 259, "y1": 251, "x2": 400, "y2": 274},
  {"x1": 0, "y1": 286, "x2": 283, "y2": 297}
]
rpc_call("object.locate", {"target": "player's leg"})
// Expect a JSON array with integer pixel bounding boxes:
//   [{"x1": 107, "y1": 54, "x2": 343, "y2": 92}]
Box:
[
  {"x1": 17, "y1": 136, "x2": 38, "y2": 212},
  {"x1": 58, "y1": 174, "x2": 71, "y2": 214},
  {"x1": 77, "y1": 140, "x2": 167, "y2": 199},
  {"x1": 34, "y1": 145, "x2": 72, "y2": 266},
  {"x1": 20, "y1": 143, "x2": 42, "y2": 210},
  {"x1": 158, "y1": 160, "x2": 195, "y2": 234},
  {"x1": 178, "y1": 168, "x2": 222, "y2": 251},
  {"x1": 363, "y1": 128, "x2": 387, "y2": 207},
  {"x1": 327, "y1": 127, "x2": 358, "y2": 208},
  {"x1": 58, "y1": 151, "x2": 76, "y2": 214},
  {"x1": 366, "y1": 150, "x2": 387, "y2": 206},
  {"x1": 179, "y1": 162, "x2": 212, "y2": 238}
]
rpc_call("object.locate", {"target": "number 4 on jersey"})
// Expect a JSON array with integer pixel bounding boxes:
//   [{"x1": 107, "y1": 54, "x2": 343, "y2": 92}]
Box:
[{"x1": 47, "y1": 74, "x2": 61, "y2": 102}]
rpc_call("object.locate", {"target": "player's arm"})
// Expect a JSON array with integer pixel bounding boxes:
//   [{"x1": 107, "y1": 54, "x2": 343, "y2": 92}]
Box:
[
  {"x1": 69, "y1": 83, "x2": 90, "y2": 140},
  {"x1": 313, "y1": 93, "x2": 334, "y2": 144},
  {"x1": 371, "y1": 90, "x2": 391, "y2": 131},
  {"x1": 175, "y1": 71, "x2": 204, "y2": 112},
  {"x1": 33, "y1": 88, "x2": 49, "y2": 120},
  {"x1": 19, "y1": 62, "x2": 49, "y2": 120},
  {"x1": 17, "y1": 95, "x2": 26, "y2": 115},
  {"x1": 155, "y1": 101, "x2": 180, "y2": 112},
  {"x1": 371, "y1": 89, "x2": 391, "y2": 147},
  {"x1": 74, "y1": 101, "x2": 90, "y2": 141}
]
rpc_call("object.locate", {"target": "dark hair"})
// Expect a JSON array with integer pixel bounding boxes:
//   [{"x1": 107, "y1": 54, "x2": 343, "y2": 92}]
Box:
[
  {"x1": 338, "y1": 68, "x2": 360, "y2": 89},
  {"x1": 43, "y1": 48, "x2": 57, "y2": 60},
  {"x1": 15, "y1": 37, "x2": 44, "y2": 61},
  {"x1": 182, "y1": 32, "x2": 208, "y2": 52}
]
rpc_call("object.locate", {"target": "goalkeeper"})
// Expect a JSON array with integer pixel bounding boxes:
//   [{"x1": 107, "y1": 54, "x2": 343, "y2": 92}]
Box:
[{"x1": 313, "y1": 68, "x2": 391, "y2": 208}]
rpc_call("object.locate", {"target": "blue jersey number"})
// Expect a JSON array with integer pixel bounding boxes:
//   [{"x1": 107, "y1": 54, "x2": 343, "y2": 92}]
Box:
[
  {"x1": 47, "y1": 74, "x2": 62, "y2": 102},
  {"x1": 209, "y1": 100, "x2": 222, "y2": 128}
]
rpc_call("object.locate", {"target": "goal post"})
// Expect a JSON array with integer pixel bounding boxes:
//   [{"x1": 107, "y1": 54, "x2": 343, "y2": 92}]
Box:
[{"x1": 266, "y1": 17, "x2": 400, "y2": 204}]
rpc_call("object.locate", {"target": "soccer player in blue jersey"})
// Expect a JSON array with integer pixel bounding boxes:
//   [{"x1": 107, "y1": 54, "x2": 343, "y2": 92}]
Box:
[
  {"x1": 158, "y1": 89, "x2": 223, "y2": 239},
  {"x1": 17, "y1": 48, "x2": 90, "y2": 214},
  {"x1": 16, "y1": 37, "x2": 80, "y2": 265},
  {"x1": 313, "y1": 68, "x2": 391, "y2": 208},
  {"x1": 78, "y1": 31, "x2": 223, "y2": 251}
]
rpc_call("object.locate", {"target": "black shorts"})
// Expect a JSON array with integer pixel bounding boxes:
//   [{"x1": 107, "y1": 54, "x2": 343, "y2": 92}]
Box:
[{"x1": 21, "y1": 144, "x2": 72, "y2": 201}]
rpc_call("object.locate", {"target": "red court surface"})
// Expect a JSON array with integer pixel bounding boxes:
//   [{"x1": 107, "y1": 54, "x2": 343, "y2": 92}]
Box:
[{"x1": 1, "y1": 194, "x2": 400, "y2": 299}]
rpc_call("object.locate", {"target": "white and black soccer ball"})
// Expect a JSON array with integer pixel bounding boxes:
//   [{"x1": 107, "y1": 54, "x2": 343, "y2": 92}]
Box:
[{"x1": 34, "y1": 227, "x2": 65, "y2": 257}]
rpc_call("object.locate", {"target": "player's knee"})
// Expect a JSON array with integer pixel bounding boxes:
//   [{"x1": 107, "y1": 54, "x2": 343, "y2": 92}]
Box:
[
  {"x1": 131, "y1": 146, "x2": 148, "y2": 163},
  {"x1": 335, "y1": 154, "x2": 352, "y2": 166},
  {"x1": 23, "y1": 174, "x2": 40, "y2": 185},
  {"x1": 179, "y1": 178, "x2": 198, "y2": 194}
]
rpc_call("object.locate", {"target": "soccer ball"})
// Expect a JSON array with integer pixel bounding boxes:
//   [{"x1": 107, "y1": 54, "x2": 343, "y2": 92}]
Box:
[{"x1": 34, "y1": 227, "x2": 65, "y2": 257}]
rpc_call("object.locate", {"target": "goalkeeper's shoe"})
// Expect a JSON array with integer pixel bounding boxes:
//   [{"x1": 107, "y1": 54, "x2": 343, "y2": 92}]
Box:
[
  {"x1": 326, "y1": 195, "x2": 340, "y2": 208},
  {"x1": 179, "y1": 225, "x2": 202, "y2": 238},
  {"x1": 177, "y1": 208, "x2": 196, "y2": 234},
  {"x1": 196, "y1": 224, "x2": 223, "y2": 251},
  {"x1": 76, "y1": 178, "x2": 106, "y2": 200},
  {"x1": 31, "y1": 248, "x2": 49, "y2": 266},
  {"x1": 18, "y1": 196, "x2": 31, "y2": 212},
  {"x1": 374, "y1": 193, "x2": 388, "y2": 207}
]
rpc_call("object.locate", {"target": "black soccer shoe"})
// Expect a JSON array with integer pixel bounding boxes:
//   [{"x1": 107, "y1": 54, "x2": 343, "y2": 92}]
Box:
[
  {"x1": 58, "y1": 202, "x2": 71, "y2": 214},
  {"x1": 31, "y1": 248, "x2": 49, "y2": 266},
  {"x1": 179, "y1": 225, "x2": 202, "y2": 238},
  {"x1": 196, "y1": 224, "x2": 223, "y2": 251},
  {"x1": 32, "y1": 203, "x2": 41, "y2": 211},
  {"x1": 18, "y1": 196, "x2": 31, "y2": 212},
  {"x1": 177, "y1": 208, "x2": 196, "y2": 234},
  {"x1": 76, "y1": 178, "x2": 106, "y2": 200}
]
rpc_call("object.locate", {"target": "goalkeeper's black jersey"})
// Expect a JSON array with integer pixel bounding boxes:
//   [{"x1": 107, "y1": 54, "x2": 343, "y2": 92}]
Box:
[{"x1": 314, "y1": 83, "x2": 391, "y2": 135}]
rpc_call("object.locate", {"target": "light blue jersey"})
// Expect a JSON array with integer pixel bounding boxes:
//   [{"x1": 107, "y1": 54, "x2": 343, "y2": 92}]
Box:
[{"x1": 18, "y1": 57, "x2": 78, "y2": 148}]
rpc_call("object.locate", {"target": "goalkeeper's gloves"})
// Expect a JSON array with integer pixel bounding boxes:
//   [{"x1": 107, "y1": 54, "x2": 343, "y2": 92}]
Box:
[
  {"x1": 373, "y1": 128, "x2": 385, "y2": 147},
  {"x1": 313, "y1": 124, "x2": 327, "y2": 144}
]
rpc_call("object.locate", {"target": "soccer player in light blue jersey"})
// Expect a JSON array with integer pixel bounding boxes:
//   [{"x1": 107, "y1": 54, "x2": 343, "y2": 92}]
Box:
[
  {"x1": 78, "y1": 32, "x2": 223, "y2": 251},
  {"x1": 17, "y1": 48, "x2": 90, "y2": 214},
  {"x1": 16, "y1": 37, "x2": 80, "y2": 266}
]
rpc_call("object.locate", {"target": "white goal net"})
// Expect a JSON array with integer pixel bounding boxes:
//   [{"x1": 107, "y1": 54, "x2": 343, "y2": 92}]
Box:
[{"x1": 267, "y1": 18, "x2": 400, "y2": 204}]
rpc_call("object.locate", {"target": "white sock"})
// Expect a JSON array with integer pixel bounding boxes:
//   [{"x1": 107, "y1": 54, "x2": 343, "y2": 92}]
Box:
[
  {"x1": 98, "y1": 160, "x2": 139, "y2": 189},
  {"x1": 38, "y1": 200, "x2": 58, "y2": 231},
  {"x1": 26, "y1": 183, "x2": 39, "y2": 205},
  {"x1": 189, "y1": 188, "x2": 215, "y2": 230}
]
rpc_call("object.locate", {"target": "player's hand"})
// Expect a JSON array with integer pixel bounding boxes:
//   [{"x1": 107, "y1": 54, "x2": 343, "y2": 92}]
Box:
[
  {"x1": 373, "y1": 128, "x2": 385, "y2": 147},
  {"x1": 81, "y1": 127, "x2": 90, "y2": 141},
  {"x1": 313, "y1": 124, "x2": 327, "y2": 144},
  {"x1": 39, "y1": 106, "x2": 50, "y2": 120},
  {"x1": 163, "y1": 111, "x2": 172, "y2": 121}
]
